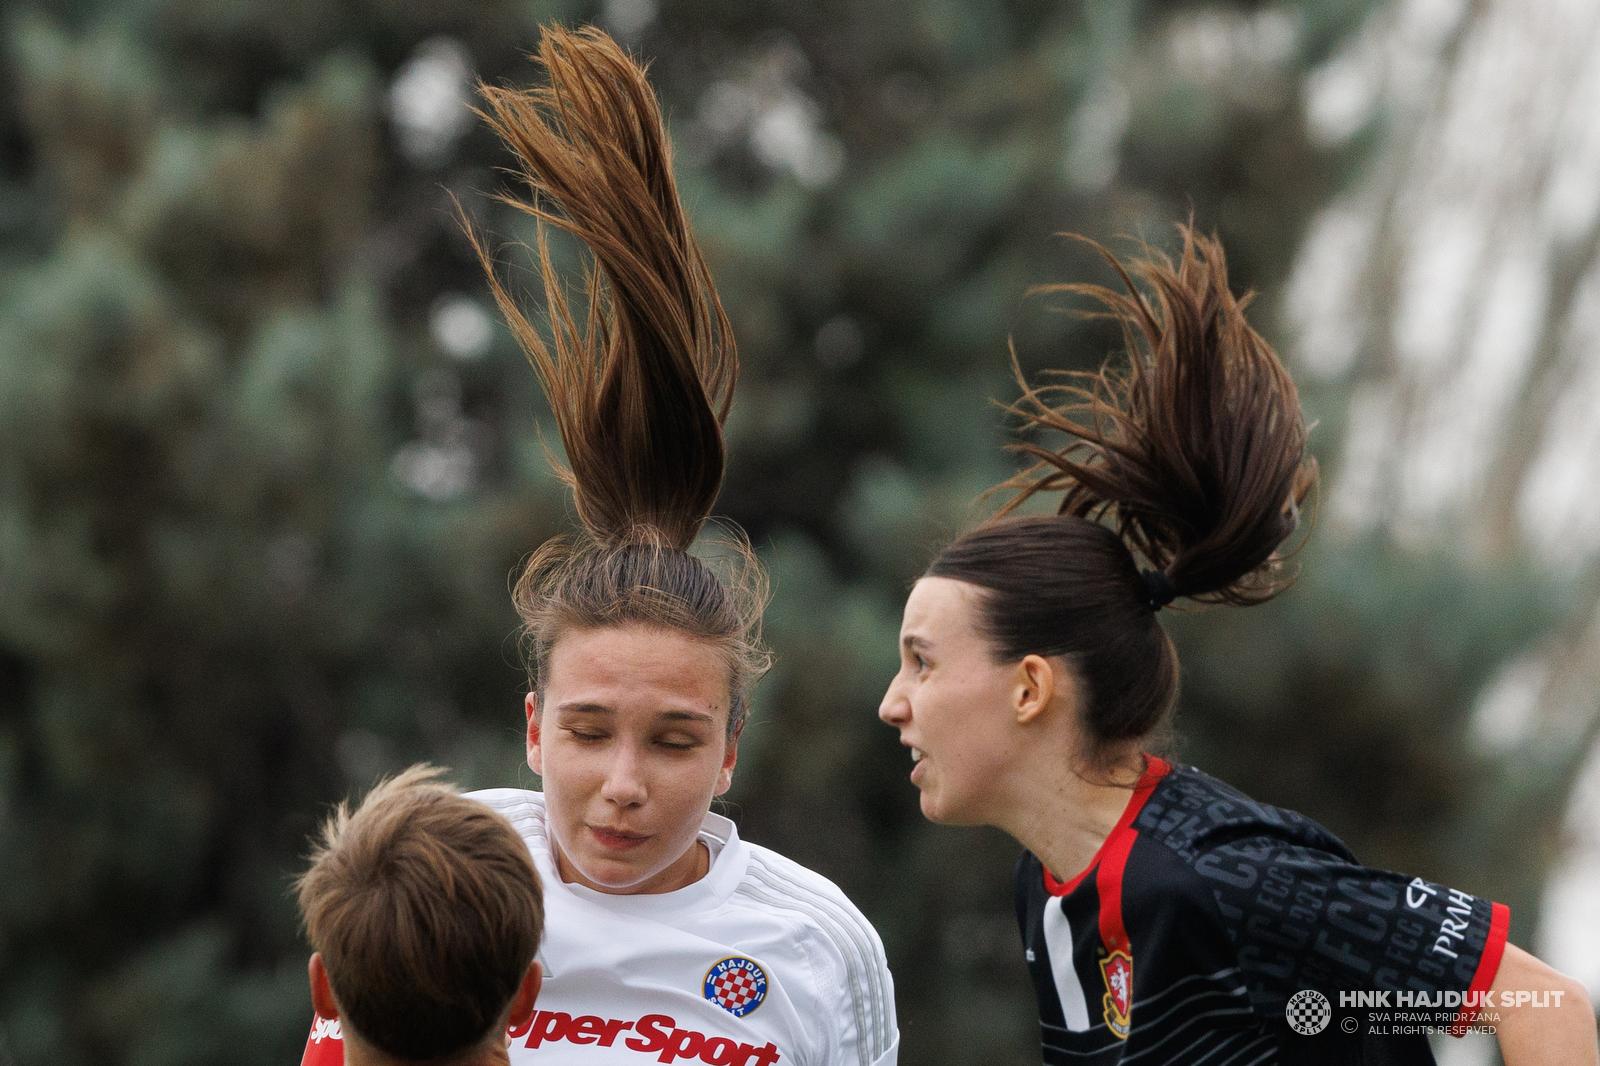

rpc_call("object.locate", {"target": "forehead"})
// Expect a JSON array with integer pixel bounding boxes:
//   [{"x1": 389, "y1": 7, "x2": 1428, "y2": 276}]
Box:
[
  {"x1": 544, "y1": 625, "x2": 729, "y2": 712},
  {"x1": 902, "y1": 576, "x2": 987, "y2": 638}
]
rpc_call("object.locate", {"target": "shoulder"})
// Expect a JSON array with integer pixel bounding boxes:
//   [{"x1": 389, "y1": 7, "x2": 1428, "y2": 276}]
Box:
[
  {"x1": 1135, "y1": 763, "x2": 1355, "y2": 864},
  {"x1": 734, "y1": 844, "x2": 891, "y2": 973},
  {"x1": 1113, "y1": 764, "x2": 1364, "y2": 958},
  {"x1": 463, "y1": 787, "x2": 547, "y2": 845},
  {"x1": 735, "y1": 844, "x2": 885, "y2": 946},
  {"x1": 733, "y1": 844, "x2": 898, "y2": 1066}
]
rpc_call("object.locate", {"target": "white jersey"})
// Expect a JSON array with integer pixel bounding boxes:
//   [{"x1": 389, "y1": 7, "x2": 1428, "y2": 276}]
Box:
[{"x1": 299, "y1": 789, "x2": 898, "y2": 1066}]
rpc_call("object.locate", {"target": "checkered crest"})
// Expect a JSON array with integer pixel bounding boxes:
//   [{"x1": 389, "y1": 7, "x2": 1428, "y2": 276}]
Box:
[
  {"x1": 704, "y1": 956, "x2": 769, "y2": 1017},
  {"x1": 1285, "y1": 989, "x2": 1332, "y2": 1035}
]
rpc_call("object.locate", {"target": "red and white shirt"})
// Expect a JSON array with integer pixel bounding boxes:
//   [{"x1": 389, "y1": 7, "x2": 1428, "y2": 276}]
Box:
[{"x1": 301, "y1": 790, "x2": 898, "y2": 1066}]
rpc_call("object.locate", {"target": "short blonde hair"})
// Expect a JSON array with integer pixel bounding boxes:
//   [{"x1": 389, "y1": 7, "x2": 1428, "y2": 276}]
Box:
[{"x1": 296, "y1": 765, "x2": 543, "y2": 1060}]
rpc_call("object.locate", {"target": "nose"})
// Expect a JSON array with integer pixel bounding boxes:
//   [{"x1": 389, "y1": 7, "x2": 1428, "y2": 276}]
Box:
[
  {"x1": 599, "y1": 743, "x2": 648, "y2": 808},
  {"x1": 878, "y1": 670, "x2": 910, "y2": 727}
]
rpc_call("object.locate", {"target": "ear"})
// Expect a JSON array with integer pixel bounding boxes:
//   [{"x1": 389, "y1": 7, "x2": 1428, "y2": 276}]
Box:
[
  {"x1": 508, "y1": 960, "x2": 543, "y2": 1029},
  {"x1": 308, "y1": 952, "x2": 341, "y2": 1022},
  {"x1": 714, "y1": 729, "x2": 739, "y2": 797},
  {"x1": 1014, "y1": 654, "x2": 1061, "y2": 725},
  {"x1": 525, "y1": 692, "x2": 543, "y2": 777}
]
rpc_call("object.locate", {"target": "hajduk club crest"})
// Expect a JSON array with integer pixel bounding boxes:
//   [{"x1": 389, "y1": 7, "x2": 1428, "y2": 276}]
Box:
[
  {"x1": 704, "y1": 956, "x2": 768, "y2": 1017},
  {"x1": 1100, "y1": 950, "x2": 1133, "y2": 1039}
]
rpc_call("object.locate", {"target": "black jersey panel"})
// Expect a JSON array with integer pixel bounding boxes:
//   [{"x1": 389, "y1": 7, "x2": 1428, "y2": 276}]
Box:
[
  {"x1": 1132, "y1": 766, "x2": 1501, "y2": 1014},
  {"x1": 1191, "y1": 834, "x2": 1500, "y2": 1012},
  {"x1": 1012, "y1": 763, "x2": 1503, "y2": 1066},
  {"x1": 1017, "y1": 850, "x2": 1267, "y2": 1065}
]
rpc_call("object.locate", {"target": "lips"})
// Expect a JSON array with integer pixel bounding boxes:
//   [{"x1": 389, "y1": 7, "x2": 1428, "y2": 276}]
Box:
[
  {"x1": 907, "y1": 743, "x2": 927, "y2": 785},
  {"x1": 588, "y1": 824, "x2": 651, "y2": 851}
]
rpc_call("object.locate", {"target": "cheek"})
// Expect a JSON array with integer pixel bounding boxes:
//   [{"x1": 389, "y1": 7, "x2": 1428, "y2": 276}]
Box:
[
  {"x1": 539, "y1": 738, "x2": 603, "y2": 792},
  {"x1": 917, "y1": 672, "x2": 979, "y2": 729},
  {"x1": 927, "y1": 677, "x2": 1014, "y2": 764},
  {"x1": 663, "y1": 749, "x2": 729, "y2": 807}
]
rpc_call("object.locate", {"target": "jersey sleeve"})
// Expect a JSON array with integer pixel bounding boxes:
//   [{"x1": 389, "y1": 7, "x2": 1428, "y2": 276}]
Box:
[
  {"x1": 1194, "y1": 833, "x2": 1510, "y2": 1031},
  {"x1": 815, "y1": 912, "x2": 899, "y2": 1066},
  {"x1": 300, "y1": 1016, "x2": 344, "y2": 1066}
]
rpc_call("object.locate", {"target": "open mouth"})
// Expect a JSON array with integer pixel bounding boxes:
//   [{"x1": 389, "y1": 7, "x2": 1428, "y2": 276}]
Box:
[{"x1": 908, "y1": 746, "x2": 928, "y2": 785}]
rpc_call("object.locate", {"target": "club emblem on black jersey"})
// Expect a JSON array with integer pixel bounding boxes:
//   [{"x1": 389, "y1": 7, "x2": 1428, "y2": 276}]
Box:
[
  {"x1": 704, "y1": 956, "x2": 768, "y2": 1017},
  {"x1": 1099, "y1": 950, "x2": 1132, "y2": 1038}
]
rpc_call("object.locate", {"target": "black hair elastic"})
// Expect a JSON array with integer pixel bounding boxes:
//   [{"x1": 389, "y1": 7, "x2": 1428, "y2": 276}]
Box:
[{"x1": 1142, "y1": 568, "x2": 1177, "y2": 610}]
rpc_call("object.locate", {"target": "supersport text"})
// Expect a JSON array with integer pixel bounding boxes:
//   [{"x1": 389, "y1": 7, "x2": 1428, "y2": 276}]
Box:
[{"x1": 508, "y1": 1011, "x2": 782, "y2": 1065}]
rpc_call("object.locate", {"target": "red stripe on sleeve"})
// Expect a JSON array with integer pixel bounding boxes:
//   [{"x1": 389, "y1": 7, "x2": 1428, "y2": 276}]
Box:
[{"x1": 1450, "y1": 901, "x2": 1510, "y2": 1037}]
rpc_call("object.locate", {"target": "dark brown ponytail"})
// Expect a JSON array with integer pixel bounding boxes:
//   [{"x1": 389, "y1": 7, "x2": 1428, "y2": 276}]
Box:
[
  {"x1": 470, "y1": 27, "x2": 768, "y2": 734},
  {"x1": 929, "y1": 227, "x2": 1316, "y2": 755}
]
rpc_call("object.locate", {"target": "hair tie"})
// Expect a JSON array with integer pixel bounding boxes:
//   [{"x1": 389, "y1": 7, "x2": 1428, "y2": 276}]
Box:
[{"x1": 1142, "y1": 569, "x2": 1177, "y2": 610}]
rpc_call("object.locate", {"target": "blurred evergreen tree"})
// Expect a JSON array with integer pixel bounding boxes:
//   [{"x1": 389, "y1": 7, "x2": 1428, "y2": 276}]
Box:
[{"x1": 6, "y1": 2, "x2": 1553, "y2": 1065}]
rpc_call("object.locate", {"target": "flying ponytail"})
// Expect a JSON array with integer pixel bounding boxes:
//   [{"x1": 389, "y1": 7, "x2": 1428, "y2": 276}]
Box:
[
  {"x1": 470, "y1": 26, "x2": 767, "y2": 733},
  {"x1": 929, "y1": 226, "x2": 1316, "y2": 757},
  {"x1": 473, "y1": 25, "x2": 736, "y2": 550}
]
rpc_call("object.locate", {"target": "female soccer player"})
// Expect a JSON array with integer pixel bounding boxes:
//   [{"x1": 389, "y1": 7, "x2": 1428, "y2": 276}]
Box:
[
  {"x1": 302, "y1": 27, "x2": 897, "y2": 1066},
  {"x1": 877, "y1": 231, "x2": 1596, "y2": 1065}
]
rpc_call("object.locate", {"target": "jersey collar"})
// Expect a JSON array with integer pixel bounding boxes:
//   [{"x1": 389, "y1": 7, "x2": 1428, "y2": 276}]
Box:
[
  {"x1": 1042, "y1": 755, "x2": 1171, "y2": 897},
  {"x1": 545, "y1": 803, "x2": 752, "y2": 915}
]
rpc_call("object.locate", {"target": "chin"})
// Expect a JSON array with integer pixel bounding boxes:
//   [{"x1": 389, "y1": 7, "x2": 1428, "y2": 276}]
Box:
[
  {"x1": 918, "y1": 791, "x2": 955, "y2": 825},
  {"x1": 919, "y1": 790, "x2": 982, "y2": 827}
]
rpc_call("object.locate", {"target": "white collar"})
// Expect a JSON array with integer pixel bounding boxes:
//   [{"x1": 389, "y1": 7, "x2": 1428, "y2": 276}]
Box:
[{"x1": 532, "y1": 795, "x2": 751, "y2": 917}]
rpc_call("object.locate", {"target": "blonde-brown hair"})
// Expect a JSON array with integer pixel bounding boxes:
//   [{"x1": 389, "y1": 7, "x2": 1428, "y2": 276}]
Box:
[
  {"x1": 470, "y1": 26, "x2": 769, "y2": 735},
  {"x1": 296, "y1": 765, "x2": 543, "y2": 1060}
]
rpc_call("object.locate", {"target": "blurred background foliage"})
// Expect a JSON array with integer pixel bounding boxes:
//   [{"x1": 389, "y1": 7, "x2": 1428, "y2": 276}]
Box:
[{"x1": 0, "y1": 0, "x2": 1587, "y2": 1063}]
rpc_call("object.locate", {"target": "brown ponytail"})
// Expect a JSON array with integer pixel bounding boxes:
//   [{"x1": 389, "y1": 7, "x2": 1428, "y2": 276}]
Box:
[
  {"x1": 929, "y1": 227, "x2": 1316, "y2": 755},
  {"x1": 470, "y1": 27, "x2": 768, "y2": 734}
]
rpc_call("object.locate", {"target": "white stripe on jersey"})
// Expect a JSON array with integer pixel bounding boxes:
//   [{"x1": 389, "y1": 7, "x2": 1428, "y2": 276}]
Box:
[
  {"x1": 1041, "y1": 897, "x2": 1093, "y2": 1032},
  {"x1": 737, "y1": 854, "x2": 895, "y2": 1066}
]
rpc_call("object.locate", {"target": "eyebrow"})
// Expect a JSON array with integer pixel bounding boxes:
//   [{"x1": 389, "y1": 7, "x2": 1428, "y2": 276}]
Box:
[
  {"x1": 554, "y1": 702, "x2": 715, "y2": 724},
  {"x1": 555, "y1": 702, "x2": 613, "y2": 716},
  {"x1": 660, "y1": 709, "x2": 716, "y2": 724},
  {"x1": 901, "y1": 634, "x2": 933, "y2": 652}
]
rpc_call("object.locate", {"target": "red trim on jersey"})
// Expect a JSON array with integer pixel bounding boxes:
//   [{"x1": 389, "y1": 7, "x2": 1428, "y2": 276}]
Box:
[
  {"x1": 1095, "y1": 822, "x2": 1135, "y2": 953},
  {"x1": 300, "y1": 1017, "x2": 344, "y2": 1066},
  {"x1": 1043, "y1": 755, "x2": 1171, "y2": 898},
  {"x1": 1450, "y1": 901, "x2": 1511, "y2": 1036}
]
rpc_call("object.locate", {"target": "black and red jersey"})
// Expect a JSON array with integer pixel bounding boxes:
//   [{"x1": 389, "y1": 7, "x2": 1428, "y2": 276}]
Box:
[{"x1": 1014, "y1": 757, "x2": 1509, "y2": 1065}]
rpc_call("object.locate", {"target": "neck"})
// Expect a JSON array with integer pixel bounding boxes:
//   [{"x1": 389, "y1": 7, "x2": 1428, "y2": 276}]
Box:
[
  {"x1": 992, "y1": 752, "x2": 1147, "y2": 886},
  {"x1": 342, "y1": 1033, "x2": 510, "y2": 1066}
]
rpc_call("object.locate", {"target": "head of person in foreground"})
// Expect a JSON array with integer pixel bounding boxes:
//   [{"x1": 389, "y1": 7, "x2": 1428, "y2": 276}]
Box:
[
  {"x1": 879, "y1": 228, "x2": 1317, "y2": 827},
  {"x1": 297, "y1": 765, "x2": 545, "y2": 1066},
  {"x1": 469, "y1": 26, "x2": 769, "y2": 896}
]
